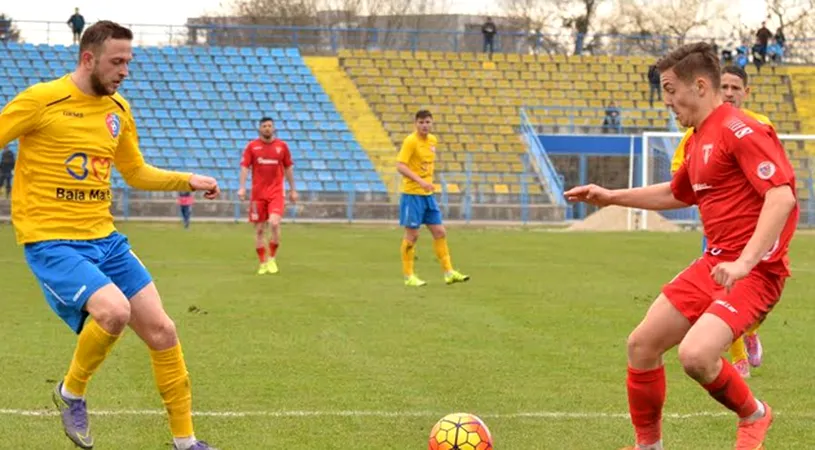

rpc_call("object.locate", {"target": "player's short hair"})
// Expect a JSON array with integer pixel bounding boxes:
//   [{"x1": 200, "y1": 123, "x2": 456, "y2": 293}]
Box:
[
  {"x1": 721, "y1": 65, "x2": 749, "y2": 86},
  {"x1": 656, "y1": 42, "x2": 721, "y2": 90},
  {"x1": 259, "y1": 117, "x2": 274, "y2": 125},
  {"x1": 415, "y1": 110, "x2": 433, "y2": 120},
  {"x1": 79, "y1": 21, "x2": 133, "y2": 57}
]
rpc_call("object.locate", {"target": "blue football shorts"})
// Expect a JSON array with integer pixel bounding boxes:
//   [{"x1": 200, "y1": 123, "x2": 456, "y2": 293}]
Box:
[
  {"x1": 24, "y1": 232, "x2": 153, "y2": 334},
  {"x1": 399, "y1": 193, "x2": 443, "y2": 229}
]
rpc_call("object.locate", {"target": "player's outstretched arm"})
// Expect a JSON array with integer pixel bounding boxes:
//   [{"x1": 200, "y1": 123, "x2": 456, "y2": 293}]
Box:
[
  {"x1": 114, "y1": 114, "x2": 220, "y2": 198},
  {"x1": 564, "y1": 182, "x2": 689, "y2": 210}
]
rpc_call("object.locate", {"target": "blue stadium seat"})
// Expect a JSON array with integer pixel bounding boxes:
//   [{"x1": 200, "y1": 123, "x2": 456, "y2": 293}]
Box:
[{"x1": 1, "y1": 45, "x2": 378, "y2": 195}]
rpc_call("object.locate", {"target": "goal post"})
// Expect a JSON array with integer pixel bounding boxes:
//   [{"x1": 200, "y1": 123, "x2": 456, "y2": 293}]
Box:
[{"x1": 629, "y1": 131, "x2": 815, "y2": 231}]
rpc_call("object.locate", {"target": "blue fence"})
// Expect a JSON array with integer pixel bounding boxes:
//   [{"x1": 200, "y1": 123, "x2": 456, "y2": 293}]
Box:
[{"x1": 7, "y1": 19, "x2": 815, "y2": 63}]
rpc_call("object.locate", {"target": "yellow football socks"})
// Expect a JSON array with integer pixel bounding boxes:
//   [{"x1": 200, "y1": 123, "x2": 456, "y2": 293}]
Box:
[
  {"x1": 63, "y1": 319, "x2": 121, "y2": 397},
  {"x1": 401, "y1": 239, "x2": 416, "y2": 276},
  {"x1": 729, "y1": 336, "x2": 748, "y2": 363},
  {"x1": 433, "y1": 237, "x2": 453, "y2": 273},
  {"x1": 150, "y1": 343, "x2": 194, "y2": 438}
]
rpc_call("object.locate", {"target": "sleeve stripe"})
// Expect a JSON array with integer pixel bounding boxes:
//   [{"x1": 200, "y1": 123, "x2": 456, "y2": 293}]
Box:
[
  {"x1": 45, "y1": 95, "x2": 71, "y2": 107},
  {"x1": 108, "y1": 96, "x2": 126, "y2": 112}
]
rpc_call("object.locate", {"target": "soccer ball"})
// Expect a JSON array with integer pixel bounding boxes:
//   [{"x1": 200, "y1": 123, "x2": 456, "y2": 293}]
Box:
[{"x1": 428, "y1": 412, "x2": 493, "y2": 450}]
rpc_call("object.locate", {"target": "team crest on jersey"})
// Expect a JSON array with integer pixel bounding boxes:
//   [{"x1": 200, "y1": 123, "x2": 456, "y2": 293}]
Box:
[
  {"x1": 702, "y1": 144, "x2": 713, "y2": 164},
  {"x1": 757, "y1": 161, "x2": 776, "y2": 180},
  {"x1": 105, "y1": 113, "x2": 121, "y2": 138}
]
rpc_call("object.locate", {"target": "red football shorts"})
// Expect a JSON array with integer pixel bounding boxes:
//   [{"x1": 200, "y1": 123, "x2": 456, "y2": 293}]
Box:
[
  {"x1": 662, "y1": 253, "x2": 785, "y2": 339},
  {"x1": 249, "y1": 197, "x2": 285, "y2": 223}
]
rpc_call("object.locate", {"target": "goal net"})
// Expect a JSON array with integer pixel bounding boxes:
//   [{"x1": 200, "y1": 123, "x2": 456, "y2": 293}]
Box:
[{"x1": 629, "y1": 131, "x2": 815, "y2": 231}]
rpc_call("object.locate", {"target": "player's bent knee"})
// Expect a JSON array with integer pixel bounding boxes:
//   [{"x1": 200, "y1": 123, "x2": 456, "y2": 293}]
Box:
[
  {"x1": 85, "y1": 284, "x2": 131, "y2": 334},
  {"x1": 677, "y1": 341, "x2": 718, "y2": 380},
  {"x1": 144, "y1": 317, "x2": 178, "y2": 350},
  {"x1": 626, "y1": 328, "x2": 663, "y2": 368},
  {"x1": 269, "y1": 214, "x2": 282, "y2": 227}
]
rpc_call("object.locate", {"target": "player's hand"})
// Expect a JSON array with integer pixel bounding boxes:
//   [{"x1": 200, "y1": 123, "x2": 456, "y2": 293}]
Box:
[
  {"x1": 190, "y1": 174, "x2": 220, "y2": 200},
  {"x1": 564, "y1": 184, "x2": 614, "y2": 206},
  {"x1": 237, "y1": 188, "x2": 246, "y2": 201},
  {"x1": 289, "y1": 190, "x2": 299, "y2": 204},
  {"x1": 711, "y1": 260, "x2": 752, "y2": 292},
  {"x1": 419, "y1": 181, "x2": 435, "y2": 193}
]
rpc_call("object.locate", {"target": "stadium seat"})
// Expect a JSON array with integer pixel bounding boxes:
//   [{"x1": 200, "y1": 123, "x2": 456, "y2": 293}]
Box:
[
  {"x1": 340, "y1": 49, "x2": 799, "y2": 198},
  {"x1": 0, "y1": 46, "x2": 385, "y2": 193}
]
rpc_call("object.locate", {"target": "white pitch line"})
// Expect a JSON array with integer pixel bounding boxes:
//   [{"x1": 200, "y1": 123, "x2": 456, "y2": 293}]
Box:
[{"x1": 0, "y1": 408, "x2": 798, "y2": 420}]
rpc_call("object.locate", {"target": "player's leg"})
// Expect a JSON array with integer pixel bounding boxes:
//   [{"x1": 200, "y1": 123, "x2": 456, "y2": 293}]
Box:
[
  {"x1": 424, "y1": 196, "x2": 468, "y2": 284},
  {"x1": 265, "y1": 197, "x2": 285, "y2": 274},
  {"x1": 100, "y1": 233, "x2": 216, "y2": 450},
  {"x1": 25, "y1": 240, "x2": 130, "y2": 449},
  {"x1": 727, "y1": 335, "x2": 751, "y2": 378},
  {"x1": 744, "y1": 322, "x2": 763, "y2": 368},
  {"x1": 677, "y1": 272, "x2": 782, "y2": 449},
  {"x1": 399, "y1": 194, "x2": 425, "y2": 286},
  {"x1": 624, "y1": 294, "x2": 692, "y2": 450},
  {"x1": 250, "y1": 200, "x2": 271, "y2": 274}
]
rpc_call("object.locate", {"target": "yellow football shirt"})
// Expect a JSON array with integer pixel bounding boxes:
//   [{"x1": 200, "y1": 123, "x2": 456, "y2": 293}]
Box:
[
  {"x1": 0, "y1": 74, "x2": 193, "y2": 244},
  {"x1": 397, "y1": 132, "x2": 437, "y2": 196},
  {"x1": 670, "y1": 108, "x2": 773, "y2": 173}
]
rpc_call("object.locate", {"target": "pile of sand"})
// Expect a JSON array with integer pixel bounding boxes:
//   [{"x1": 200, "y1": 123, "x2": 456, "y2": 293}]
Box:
[{"x1": 568, "y1": 205, "x2": 681, "y2": 232}]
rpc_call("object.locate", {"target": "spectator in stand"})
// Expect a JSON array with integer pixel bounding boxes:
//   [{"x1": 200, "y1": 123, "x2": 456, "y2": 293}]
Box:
[
  {"x1": 67, "y1": 8, "x2": 85, "y2": 45},
  {"x1": 768, "y1": 39, "x2": 784, "y2": 66},
  {"x1": 647, "y1": 63, "x2": 661, "y2": 107},
  {"x1": 756, "y1": 22, "x2": 773, "y2": 62},
  {"x1": 482, "y1": 18, "x2": 497, "y2": 56},
  {"x1": 0, "y1": 146, "x2": 13, "y2": 199},
  {"x1": 602, "y1": 101, "x2": 622, "y2": 134},
  {"x1": 775, "y1": 26, "x2": 786, "y2": 49}
]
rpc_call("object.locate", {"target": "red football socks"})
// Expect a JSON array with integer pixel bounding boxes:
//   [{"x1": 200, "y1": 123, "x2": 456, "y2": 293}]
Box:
[
  {"x1": 627, "y1": 366, "x2": 666, "y2": 445},
  {"x1": 256, "y1": 247, "x2": 266, "y2": 263},
  {"x1": 269, "y1": 241, "x2": 279, "y2": 258},
  {"x1": 702, "y1": 358, "x2": 758, "y2": 419}
]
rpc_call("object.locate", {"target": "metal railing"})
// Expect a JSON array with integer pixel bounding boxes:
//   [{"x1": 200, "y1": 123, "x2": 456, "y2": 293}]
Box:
[{"x1": 5, "y1": 20, "x2": 815, "y2": 63}]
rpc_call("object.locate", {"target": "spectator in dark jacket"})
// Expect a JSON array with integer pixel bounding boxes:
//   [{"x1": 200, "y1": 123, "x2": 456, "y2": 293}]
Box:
[
  {"x1": 0, "y1": 147, "x2": 14, "y2": 199},
  {"x1": 67, "y1": 8, "x2": 85, "y2": 45},
  {"x1": 482, "y1": 18, "x2": 497, "y2": 56},
  {"x1": 756, "y1": 22, "x2": 773, "y2": 62},
  {"x1": 647, "y1": 64, "x2": 661, "y2": 107}
]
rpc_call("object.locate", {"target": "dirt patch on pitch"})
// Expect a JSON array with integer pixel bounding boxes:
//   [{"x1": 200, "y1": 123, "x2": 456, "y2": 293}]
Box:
[{"x1": 568, "y1": 205, "x2": 682, "y2": 232}]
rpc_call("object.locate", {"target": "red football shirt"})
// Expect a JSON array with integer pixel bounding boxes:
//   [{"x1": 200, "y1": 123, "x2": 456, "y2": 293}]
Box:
[
  {"x1": 671, "y1": 103, "x2": 799, "y2": 276},
  {"x1": 240, "y1": 138, "x2": 293, "y2": 200}
]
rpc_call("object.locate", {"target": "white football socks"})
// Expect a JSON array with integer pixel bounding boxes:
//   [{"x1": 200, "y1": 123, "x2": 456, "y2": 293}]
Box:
[
  {"x1": 173, "y1": 436, "x2": 197, "y2": 449},
  {"x1": 60, "y1": 384, "x2": 83, "y2": 401}
]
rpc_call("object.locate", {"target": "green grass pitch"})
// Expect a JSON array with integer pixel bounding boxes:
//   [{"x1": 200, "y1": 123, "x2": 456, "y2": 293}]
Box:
[{"x1": 1, "y1": 222, "x2": 814, "y2": 449}]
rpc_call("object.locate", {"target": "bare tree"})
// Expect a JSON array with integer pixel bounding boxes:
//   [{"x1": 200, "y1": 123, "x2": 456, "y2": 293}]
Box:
[
  {"x1": 608, "y1": 0, "x2": 727, "y2": 56},
  {"x1": 765, "y1": 0, "x2": 815, "y2": 62},
  {"x1": 193, "y1": 0, "x2": 450, "y2": 50},
  {"x1": 766, "y1": 0, "x2": 813, "y2": 30}
]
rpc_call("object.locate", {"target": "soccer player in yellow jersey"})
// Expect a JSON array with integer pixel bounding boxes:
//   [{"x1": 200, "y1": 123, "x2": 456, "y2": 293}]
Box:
[
  {"x1": 0, "y1": 22, "x2": 220, "y2": 450},
  {"x1": 397, "y1": 110, "x2": 469, "y2": 286},
  {"x1": 670, "y1": 65, "x2": 769, "y2": 379}
]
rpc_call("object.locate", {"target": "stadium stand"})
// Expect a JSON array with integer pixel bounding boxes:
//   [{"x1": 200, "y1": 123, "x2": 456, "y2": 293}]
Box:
[
  {"x1": 305, "y1": 56, "x2": 400, "y2": 195},
  {"x1": 0, "y1": 42, "x2": 388, "y2": 198},
  {"x1": 338, "y1": 49, "x2": 546, "y2": 200},
  {"x1": 338, "y1": 50, "x2": 800, "y2": 200}
]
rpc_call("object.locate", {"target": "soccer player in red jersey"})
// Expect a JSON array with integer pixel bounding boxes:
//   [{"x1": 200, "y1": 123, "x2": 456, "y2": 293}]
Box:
[
  {"x1": 565, "y1": 43, "x2": 798, "y2": 450},
  {"x1": 238, "y1": 117, "x2": 298, "y2": 274}
]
